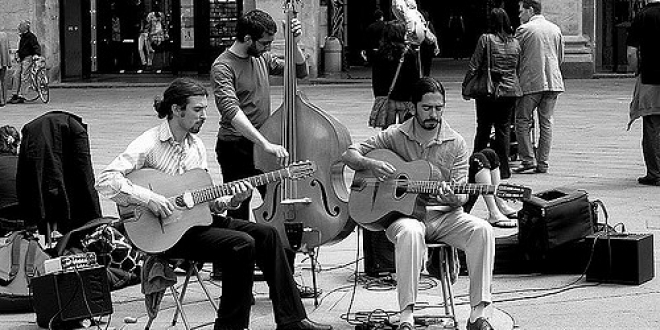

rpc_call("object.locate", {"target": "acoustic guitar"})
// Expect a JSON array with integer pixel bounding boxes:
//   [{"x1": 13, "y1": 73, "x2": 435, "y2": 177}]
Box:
[
  {"x1": 119, "y1": 161, "x2": 316, "y2": 253},
  {"x1": 348, "y1": 149, "x2": 531, "y2": 231}
]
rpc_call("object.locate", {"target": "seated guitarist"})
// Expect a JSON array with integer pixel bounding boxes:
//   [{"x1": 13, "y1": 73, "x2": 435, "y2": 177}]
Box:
[
  {"x1": 95, "y1": 78, "x2": 331, "y2": 330},
  {"x1": 342, "y1": 77, "x2": 496, "y2": 330}
]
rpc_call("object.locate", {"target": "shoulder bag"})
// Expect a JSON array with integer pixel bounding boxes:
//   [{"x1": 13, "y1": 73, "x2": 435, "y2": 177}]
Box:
[
  {"x1": 369, "y1": 47, "x2": 407, "y2": 128},
  {"x1": 462, "y1": 34, "x2": 495, "y2": 99}
]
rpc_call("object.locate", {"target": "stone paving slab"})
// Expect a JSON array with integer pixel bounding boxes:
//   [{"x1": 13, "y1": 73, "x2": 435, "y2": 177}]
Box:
[{"x1": 1, "y1": 77, "x2": 658, "y2": 330}]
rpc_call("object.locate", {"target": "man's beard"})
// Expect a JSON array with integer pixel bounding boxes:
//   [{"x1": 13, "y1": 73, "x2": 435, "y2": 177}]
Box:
[
  {"x1": 415, "y1": 115, "x2": 440, "y2": 130},
  {"x1": 247, "y1": 44, "x2": 262, "y2": 57}
]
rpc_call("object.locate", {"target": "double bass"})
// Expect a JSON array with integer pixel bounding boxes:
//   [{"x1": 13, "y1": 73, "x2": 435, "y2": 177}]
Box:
[{"x1": 254, "y1": 1, "x2": 355, "y2": 251}]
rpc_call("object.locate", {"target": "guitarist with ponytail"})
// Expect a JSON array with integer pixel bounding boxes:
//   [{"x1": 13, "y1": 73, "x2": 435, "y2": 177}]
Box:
[
  {"x1": 342, "y1": 77, "x2": 498, "y2": 330},
  {"x1": 96, "y1": 78, "x2": 331, "y2": 330}
]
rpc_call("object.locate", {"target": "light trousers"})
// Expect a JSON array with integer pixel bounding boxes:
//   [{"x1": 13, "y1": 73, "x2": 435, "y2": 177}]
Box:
[
  {"x1": 515, "y1": 92, "x2": 560, "y2": 169},
  {"x1": 385, "y1": 208, "x2": 494, "y2": 311}
]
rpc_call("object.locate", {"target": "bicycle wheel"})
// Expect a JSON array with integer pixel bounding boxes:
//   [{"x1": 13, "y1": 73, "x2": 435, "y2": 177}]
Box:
[
  {"x1": 37, "y1": 70, "x2": 50, "y2": 103},
  {"x1": 23, "y1": 74, "x2": 40, "y2": 102}
]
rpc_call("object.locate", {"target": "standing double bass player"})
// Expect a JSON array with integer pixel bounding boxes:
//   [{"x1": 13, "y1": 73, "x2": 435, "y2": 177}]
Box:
[{"x1": 211, "y1": 9, "x2": 305, "y2": 221}]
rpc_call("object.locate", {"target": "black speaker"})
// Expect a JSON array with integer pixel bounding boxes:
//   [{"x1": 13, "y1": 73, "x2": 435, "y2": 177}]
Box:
[
  {"x1": 586, "y1": 233, "x2": 654, "y2": 285},
  {"x1": 31, "y1": 266, "x2": 113, "y2": 328},
  {"x1": 362, "y1": 229, "x2": 395, "y2": 277}
]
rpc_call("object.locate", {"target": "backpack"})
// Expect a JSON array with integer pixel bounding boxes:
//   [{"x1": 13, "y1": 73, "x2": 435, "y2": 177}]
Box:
[{"x1": 0, "y1": 230, "x2": 50, "y2": 312}]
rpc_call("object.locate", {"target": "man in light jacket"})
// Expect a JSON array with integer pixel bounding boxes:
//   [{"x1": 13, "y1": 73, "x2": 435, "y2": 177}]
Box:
[{"x1": 513, "y1": 0, "x2": 564, "y2": 174}]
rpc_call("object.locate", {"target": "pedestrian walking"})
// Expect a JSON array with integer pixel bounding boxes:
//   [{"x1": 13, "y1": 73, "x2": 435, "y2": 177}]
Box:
[
  {"x1": 512, "y1": 0, "x2": 564, "y2": 174},
  {"x1": 626, "y1": 0, "x2": 660, "y2": 186}
]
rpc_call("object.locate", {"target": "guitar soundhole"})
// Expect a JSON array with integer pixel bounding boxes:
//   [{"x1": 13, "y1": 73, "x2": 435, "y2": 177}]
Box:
[{"x1": 393, "y1": 174, "x2": 408, "y2": 200}]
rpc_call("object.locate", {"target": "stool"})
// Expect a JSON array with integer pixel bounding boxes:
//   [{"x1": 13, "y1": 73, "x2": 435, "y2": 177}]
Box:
[
  {"x1": 425, "y1": 243, "x2": 457, "y2": 329},
  {"x1": 145, "y1": 260, "x2": 218, "y2": 330}
]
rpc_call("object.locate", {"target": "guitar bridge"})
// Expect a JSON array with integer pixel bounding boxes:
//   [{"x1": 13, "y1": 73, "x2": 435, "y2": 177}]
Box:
[{"x1": 281, "y1": 198, "x2": 312, "y2": 205}]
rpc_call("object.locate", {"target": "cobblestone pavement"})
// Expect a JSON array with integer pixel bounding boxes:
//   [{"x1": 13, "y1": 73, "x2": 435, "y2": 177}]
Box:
[{"x1": 1, "y1": 77, "x2": 659, "y2": 330}]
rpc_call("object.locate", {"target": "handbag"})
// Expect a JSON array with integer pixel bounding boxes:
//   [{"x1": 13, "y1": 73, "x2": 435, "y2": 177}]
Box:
[
  {"x1": 369, "y1": 47, "x2": 407, "y2": 128},
  {"x1": 462, "y1": 34, "x2": 495, "y2": 99}
]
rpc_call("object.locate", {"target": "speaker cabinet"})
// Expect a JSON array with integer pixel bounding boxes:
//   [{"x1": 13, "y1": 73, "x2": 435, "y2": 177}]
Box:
[
  {"x1": 31, "y1": 266, "x2": 113, "y2": 328},
  {"x1": 586, "y1": 233, "x2": 654, "y2": 285},
  {"x1": 362, "y1": 229, "x2": 395, "y2": 277}
]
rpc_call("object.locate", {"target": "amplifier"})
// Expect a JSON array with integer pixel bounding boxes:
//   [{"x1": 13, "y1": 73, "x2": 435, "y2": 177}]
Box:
[
  {"x1": 44, "y1": 252, "x2": 99, "y2": 274},
  {"x1": 363, "y1": 229, "x2": 395, "y2": 277},
  {"x1": 586, "y1": 233, "x2": 654, "y2": 285},
  {"x1": 31, "y1": 266, "x2": 113, "y2": 328}
]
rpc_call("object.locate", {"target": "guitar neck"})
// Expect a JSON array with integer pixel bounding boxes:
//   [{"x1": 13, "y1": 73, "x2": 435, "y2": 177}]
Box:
[
  {"x1": 406, "y1": 181, "x2": 496, "y2": 196},
  {"x1": 178, "y1": 169, "x2": 291, "y2": 206}
]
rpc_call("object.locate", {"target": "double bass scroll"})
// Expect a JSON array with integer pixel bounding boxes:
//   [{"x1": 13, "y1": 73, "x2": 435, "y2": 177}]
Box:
[{"x1": 253, "y1": 0, "x2": 355, "y2": 251}]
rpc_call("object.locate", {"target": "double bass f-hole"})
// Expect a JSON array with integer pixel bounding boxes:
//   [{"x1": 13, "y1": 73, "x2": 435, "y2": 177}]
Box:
[{"x1": 253, "y1": 0, "x2": 355, "y2": 251}]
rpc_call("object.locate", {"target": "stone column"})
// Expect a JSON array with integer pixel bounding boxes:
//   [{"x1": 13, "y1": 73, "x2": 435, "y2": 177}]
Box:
[{"x1": 544, "y1": 0, "x2": 595, "y2": 78}]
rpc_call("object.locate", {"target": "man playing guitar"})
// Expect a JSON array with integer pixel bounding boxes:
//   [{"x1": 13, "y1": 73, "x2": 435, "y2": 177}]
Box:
[
  {"x1": 95, "y1": 78, "x2": 330, "y2": 330},
  {"x1": 342, "y1": 77, "x2": 497, "y2": 330}
]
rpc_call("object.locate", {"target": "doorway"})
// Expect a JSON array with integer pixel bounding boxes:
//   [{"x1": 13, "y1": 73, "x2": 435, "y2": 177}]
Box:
[{"x1": 95, "y1": 0, "x2": 177, "y2": 73}]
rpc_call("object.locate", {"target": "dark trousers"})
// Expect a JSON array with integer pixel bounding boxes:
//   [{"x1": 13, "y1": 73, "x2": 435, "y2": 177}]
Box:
[
  {"x1": 474, "y1": 96, "x2": 515, "y2": 179},
  {"x1": 165, "y1": 215, "x2": 306, "y2": 328},
  {"x1": 642, "y1": 115, "x2": 660, "y2": 179},
  {"x1": 215, "y1": 137, "x2": 297, "y2": 266},
  {"x1": 215, "y1": 137, "x2": 266, "y2": 220}
]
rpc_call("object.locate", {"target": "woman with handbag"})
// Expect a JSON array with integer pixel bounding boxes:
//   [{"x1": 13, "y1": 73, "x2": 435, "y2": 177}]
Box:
[
  {"x1": 369, "y1": 21, "x2": 420, "y2": 129},
  {"x1": 462, "y1": 8, "x2": 522, "y2": 179}
]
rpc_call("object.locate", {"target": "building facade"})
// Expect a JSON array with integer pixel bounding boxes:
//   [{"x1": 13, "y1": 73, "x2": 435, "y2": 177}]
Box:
[{"x1": 0, "y1": 0, "x2": 644, "y2": 83}]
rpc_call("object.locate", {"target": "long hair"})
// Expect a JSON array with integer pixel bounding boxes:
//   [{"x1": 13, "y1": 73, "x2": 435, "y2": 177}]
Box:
[
  {"x1": 377, "y1": 21, "x2": 409, "y2": 62},
  {"x1": 488, "y1": 8, "x2": 514, "y2": 42},
  {"x1": 154, "y1": 78, "x2": 208, "y2": 119},
  {"x1": 235, "y1": 9, "x2": 277, "y2": 42}
]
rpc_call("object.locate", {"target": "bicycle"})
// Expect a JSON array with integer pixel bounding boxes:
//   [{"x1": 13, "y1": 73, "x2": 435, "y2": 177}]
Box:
[{"x1": 22, "y1": 56, "x2": 50, "y2": 103}]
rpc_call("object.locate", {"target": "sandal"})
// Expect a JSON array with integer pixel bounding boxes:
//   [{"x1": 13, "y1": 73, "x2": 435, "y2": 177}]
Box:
[{"x1": 489, "y1": 219, "x2": 517, "y2": 228}]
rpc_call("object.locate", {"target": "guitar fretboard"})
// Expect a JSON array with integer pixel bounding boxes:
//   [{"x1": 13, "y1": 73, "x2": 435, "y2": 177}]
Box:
[
  {"x1": 175, "y1": 169, "x2": 291, "y2": 206},
  {"x1": 405, "y1": 181, "x2": 496, "y2": 195}
]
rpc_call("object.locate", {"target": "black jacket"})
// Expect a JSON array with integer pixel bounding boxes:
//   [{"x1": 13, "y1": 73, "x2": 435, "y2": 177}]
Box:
[
  {"x1": 17, "y1": 111, "x2": 101, "y2": 235},
  {"x1": 17, "y1": 31, "x2": 40, "y2": 61}
]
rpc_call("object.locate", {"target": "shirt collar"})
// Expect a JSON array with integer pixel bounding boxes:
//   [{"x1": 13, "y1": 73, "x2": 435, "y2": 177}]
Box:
[
  {"x1": 397, "y1": 119, "x2": 457, "y2": 147},
  {"x1": 529, "y1": 15, "x2": 545, "y2": 22},
  {"x1": 158, "y1": 121, "x2": 192, "y2": 148}
]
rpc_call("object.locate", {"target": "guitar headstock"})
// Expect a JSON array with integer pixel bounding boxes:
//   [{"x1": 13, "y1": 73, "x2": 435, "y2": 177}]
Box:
[
  {"x1": 496, "y1": 183, "x2": 532, "y2": 201},
  {"x1": 287, "y1": 160, "x2": 317, "y2": 180}
]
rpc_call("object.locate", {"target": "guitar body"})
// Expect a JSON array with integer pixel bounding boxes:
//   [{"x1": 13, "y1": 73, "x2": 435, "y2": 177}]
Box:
[
  {"x1": 349, "y1": 149, "x2": 437, "y2": 231},
  {"x1": 119, "y1": 168, "x2": 213, "y2": 253}
]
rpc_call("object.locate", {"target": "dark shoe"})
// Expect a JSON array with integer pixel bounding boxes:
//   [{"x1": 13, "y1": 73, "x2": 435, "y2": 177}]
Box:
[
  {"x1": 398, "y1": 322, "x2": 414, "y2": 330},
  {"x1": 466, "y1": 317, "x2": 494, "y2": 330},
  {"x1": 10, "y1": 96, "x2": 25, "y2": 104},
  {"x1": 214, "y1": 319, "x2": 246, "y2": 330},
  {"x1": 512, "y1": 163, "x2": 536, "y2": 173},
  {"x1": 638, "y1": 176, "x2": 660, "y2": 186},
  {"x1": 277, "y1": 318, "x2": 332, "y2": 330},
  {"x1": 534, "y1": 166, "x2": 548, "y2": 173}
]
